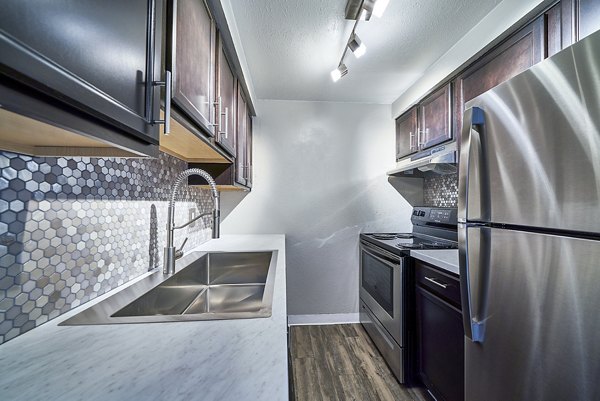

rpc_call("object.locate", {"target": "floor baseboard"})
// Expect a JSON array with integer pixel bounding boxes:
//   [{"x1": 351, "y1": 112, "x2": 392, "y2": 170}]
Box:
[{"x1": 288, "y1": 313, "x2": 360, "y2": 326}]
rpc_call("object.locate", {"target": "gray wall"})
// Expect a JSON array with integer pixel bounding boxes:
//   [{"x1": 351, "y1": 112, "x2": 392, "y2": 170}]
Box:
[{"x1": 221, "y1": 100, "x2": 413, "y2": 317}]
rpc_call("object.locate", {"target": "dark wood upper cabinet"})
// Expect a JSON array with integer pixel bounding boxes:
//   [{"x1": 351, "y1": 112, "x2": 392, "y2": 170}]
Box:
[
  {"x1": 245, "y1": 114, "x2": 253, "y2": 189},
  {"x1": 235, "y1": 84, "x2": 248, "y2": 187},
  {"x1": 0, "y1": 0, "x2": 163, "y2": 149},
  {"x1": 419, "y1": 83, "x2": 452, "y2": 149},
  {"x1": 578, "y1": 0, "x2": 600, "y2": 40},
  {"x1": 168, "y1": 0, "x2": 216, "y2": 137},
  {"x1": 215, "y1": 36, "x2": 237, "y2": 156},
  {"x1": 395, "y1": 106, "x2": 418, "y2": 161},
  {"x1": 454, "y1": 16, "x2": 544, "y2": 134},
  {"x1": 546, "y1": 4, "x2": 565, "y2": 57},
  {"x1": 544, "y1": 1, "x2": 575, "y2": 58}
]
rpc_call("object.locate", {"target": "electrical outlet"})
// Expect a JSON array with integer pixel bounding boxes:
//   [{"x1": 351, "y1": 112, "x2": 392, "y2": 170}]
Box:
[{"x1": 189, "y1": 208, "x2": 196, "y2": 228}]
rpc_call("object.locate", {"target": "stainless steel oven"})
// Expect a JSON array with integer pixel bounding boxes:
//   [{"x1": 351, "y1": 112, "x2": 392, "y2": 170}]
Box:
[{"x1": 359, "y1": 239, "x2": 408, "y2": 382}]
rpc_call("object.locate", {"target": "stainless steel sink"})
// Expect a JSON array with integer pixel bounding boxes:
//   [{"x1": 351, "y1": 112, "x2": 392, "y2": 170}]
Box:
[{"x1": 60, "y1": 251, "x2": 276, "y2": 325}]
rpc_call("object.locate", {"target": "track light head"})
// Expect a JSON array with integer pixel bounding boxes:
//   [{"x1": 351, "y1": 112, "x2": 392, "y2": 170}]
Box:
[
  {"x1": 330, "y1": 63, "x2": 349, "y2": 82},
  {"x1": 361, "y1": 0, "x2": 390, "y2": 19},
  {"x1": 348, "y1": 34, "x2": 366, "y2": 58}
]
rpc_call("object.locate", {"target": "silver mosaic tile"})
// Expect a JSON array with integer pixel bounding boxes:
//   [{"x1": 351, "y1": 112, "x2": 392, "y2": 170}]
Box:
[
  {"x1": 423, "y1": 173, "x2": 458, "y2": 208},
  {"x1": 0, "y1": 151, "x2": 213, "y2": 344}
]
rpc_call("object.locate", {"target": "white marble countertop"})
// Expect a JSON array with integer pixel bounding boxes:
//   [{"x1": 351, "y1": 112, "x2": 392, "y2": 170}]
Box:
[
  {"x1": 410, "y1": 249, "x2": 459, "y2": 276},
  {"x1": 0, "y1": 235, "x2": 288, "y2": 401}
]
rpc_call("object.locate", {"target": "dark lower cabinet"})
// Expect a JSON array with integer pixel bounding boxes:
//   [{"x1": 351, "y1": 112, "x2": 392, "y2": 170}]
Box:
[
  {"x1": 415, "y1": 261, "x2": 464, "y2": 401},
  {"x1": 0, "y1": 0, "x2": 163, "y2": 147}
]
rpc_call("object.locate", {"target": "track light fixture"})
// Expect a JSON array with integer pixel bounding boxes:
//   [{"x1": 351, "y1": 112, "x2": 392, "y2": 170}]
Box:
[{"x1": 331, "y1": 0, "x2": 387, "y2": 82}]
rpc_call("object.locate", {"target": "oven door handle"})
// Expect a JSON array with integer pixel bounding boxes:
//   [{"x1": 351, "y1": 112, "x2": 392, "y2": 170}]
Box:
[{"x1": 361, "y1": 246, "x2": 402, "y2": 269}]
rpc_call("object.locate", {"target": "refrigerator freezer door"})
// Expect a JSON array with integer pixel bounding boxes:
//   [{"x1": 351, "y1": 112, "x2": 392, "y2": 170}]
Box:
[
  {"x1": 463, "y1": 29, "x2": 600, "y2": 234},
  {"x1": 463, "y1": 226, "x2": 600, "y2": 401}
]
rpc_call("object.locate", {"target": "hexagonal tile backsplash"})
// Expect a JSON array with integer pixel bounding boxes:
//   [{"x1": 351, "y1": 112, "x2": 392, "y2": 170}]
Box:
[
  {"x1": 423, "y1": 173, "x2": 458, "y2": 208},
  {"x1": 0, "y1": 151, "x2": 213, "y2": 344}
]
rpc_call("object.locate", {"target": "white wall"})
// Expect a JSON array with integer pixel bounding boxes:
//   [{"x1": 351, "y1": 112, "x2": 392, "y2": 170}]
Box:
[
  {"x1": 391, "y1": 0, "x2": 550, "y2": 118},
  {"x1": 221, "y1": 100, "x2": 413, "y2": 317}
]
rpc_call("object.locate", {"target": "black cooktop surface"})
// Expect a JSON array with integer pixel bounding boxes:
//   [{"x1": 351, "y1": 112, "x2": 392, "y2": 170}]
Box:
[{"x1": 362, "y1": 233, "x2": 458, "y2": 251}]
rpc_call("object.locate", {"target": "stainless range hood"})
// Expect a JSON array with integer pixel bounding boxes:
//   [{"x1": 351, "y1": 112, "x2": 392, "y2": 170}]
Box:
[{"x1": 387, "y1": 141, "x2": 457, "y2": 176}]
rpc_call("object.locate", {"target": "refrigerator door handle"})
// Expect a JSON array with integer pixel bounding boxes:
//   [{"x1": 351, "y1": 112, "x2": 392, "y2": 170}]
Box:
[
  {"x1": 458, "y1": 106, "x2": 486, "y2": 223},
  {"x1": 459, "y1": 224, "x2": 490, "y2": 343}
]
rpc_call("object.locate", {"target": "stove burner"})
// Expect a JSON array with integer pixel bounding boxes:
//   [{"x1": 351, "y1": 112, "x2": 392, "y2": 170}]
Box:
[
  {"x1": 398, "y1": 243, "x2": 424, "y2": 249},
  {"x1": 370, "y1": 233, "x2": 414, "y2": 240},
  {"x1": 427, "y1": 242, "x2": 454, "y2": 249},
  {"x1": 395, "y1": 241, "x2": 458, "y2": 250}
]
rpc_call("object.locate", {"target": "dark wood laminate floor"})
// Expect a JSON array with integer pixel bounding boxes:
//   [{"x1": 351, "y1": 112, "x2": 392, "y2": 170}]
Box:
[{"x1": 290, "y1": 324, "x2": 430, "y2": 401}]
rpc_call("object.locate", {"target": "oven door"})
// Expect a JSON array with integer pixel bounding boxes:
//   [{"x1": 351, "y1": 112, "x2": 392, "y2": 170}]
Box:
[{"x1": 359, "y1": 240, "x2": 405, "y2": 346}]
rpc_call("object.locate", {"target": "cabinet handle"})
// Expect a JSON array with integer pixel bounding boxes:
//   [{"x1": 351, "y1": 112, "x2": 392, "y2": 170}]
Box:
[
  {"x1": 222, "y1": 107, "x2": 229, "y2": 139},
  {"x1": 212, "y1": 96, "x2": 222, "y2": 131},
  {"x1": 152, "y1": 70, "x2": 172, "y2": 135},
  {"x1": 417, "y1": 129, "x2": 427, "y2": 150},
  {"x1": 424, "y1": 276, "x2": 448, "y2": 289},
  {"x1": 409, "y1": 131, "x2": 416, "y2": 151}
]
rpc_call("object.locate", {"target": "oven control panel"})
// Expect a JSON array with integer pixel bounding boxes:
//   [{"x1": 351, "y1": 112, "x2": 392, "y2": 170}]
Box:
[{"x1": 412, "y1": 207, "x2": 457, "y2": 225}]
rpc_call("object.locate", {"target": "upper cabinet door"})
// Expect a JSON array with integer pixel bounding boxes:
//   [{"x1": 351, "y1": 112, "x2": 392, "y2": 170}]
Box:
[
  {"x1": 0, "y1": 0, "x2": 162, "y2": 143},
  {"x1": 418, "y1": 83, "x2": 452, "y2": 149},
  {"x1": 215, "y1": 37, "x2": 237, "y2": 156},
  {"x1": 454, "y1": 16, "x2": 544, "y2": 135},
  {"x1": 235, "y1": 84, "x2": 247, "y2": 186},
  {"x1": 544, "y1": 1, "x2": 576, "y2": 58},
  {"x1": 578, "y1": 0, "x2": 600, "y2": 40},
  {"x1": 395, "y1": 107, "x2": 418, "y2": 161},
  {"x1": 245, "y1": 114, "x2": 253, "y2": 188},
  {"x1": 169, "y1": 0, "x2": 216, "y2": 136}
]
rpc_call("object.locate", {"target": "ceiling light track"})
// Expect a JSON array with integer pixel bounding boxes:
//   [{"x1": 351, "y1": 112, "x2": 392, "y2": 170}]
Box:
[{"x1": 332, "y1": 0, "x2": 389, "y2": 82}]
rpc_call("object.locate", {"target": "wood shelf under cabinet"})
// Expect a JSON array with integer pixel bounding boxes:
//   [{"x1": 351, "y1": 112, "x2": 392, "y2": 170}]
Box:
[
  {"x1": 158, "y1": 109, "x2": 230, "y2": 163},
  {"x1": 187, "y1": 162, "x2": 249, "y2": 191},
  {"x1": 0, "y1": 106, "x2": 153, "y2": 158}
]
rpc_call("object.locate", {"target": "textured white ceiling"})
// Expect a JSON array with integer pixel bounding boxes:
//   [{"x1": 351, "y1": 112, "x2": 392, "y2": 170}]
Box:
[{"x1": 229, "y1": 0, "x2": 502, "y2": 103}]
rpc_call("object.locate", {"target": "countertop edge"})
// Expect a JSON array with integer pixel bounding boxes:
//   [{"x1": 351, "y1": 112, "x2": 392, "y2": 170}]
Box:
[{"x1": 410, "y1": 249, "x2": 459, "y2": 276}]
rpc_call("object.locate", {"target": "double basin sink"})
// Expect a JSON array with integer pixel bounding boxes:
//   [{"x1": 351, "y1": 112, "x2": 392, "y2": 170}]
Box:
[{"x1": 61, "y1": 251, "x2": 276, "y2": 325}]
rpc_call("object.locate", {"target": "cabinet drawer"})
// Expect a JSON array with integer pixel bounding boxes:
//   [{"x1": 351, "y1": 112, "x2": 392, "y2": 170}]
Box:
[{"x1": 415, "y1": 261, "x2": 461, "y2": 308}]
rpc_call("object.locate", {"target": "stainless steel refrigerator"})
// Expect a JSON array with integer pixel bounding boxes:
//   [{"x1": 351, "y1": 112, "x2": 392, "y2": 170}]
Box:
[{"x1": 458, "y1": 29, "x2": 600, "y2": 401}]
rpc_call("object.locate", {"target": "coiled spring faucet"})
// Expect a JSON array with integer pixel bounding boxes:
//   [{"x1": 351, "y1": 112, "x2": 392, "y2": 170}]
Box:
[{"x1": 164, "y1": 168, "x2": 220, "y2": 274}]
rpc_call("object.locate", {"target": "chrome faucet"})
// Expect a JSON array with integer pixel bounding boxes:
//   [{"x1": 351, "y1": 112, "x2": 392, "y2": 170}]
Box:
[{"x1": 164, "y1": 168, "x2": 220, "y2": 275}]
